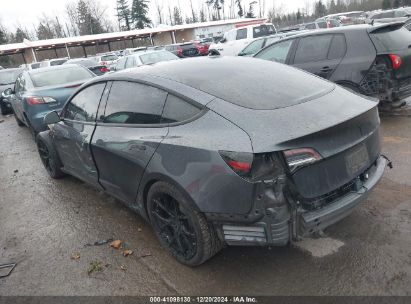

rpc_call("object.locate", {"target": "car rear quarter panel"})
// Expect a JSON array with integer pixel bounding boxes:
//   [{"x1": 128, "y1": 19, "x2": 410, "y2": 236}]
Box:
[
  {"x1": 330, "y1": 29, "x2": 376, "y2": 85},
  {"x1": 138, "y1": 109, "x2": 256, "y2": 216}
]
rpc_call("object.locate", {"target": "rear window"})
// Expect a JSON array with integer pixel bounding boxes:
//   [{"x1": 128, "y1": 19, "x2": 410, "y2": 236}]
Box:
[
  {"x1": 30, "y1": 66, "x2": 93, "y2": 87},
  {"x1": 50, "y1": 59, "x2": 67, "y2": 66},
  {"x1": 236, "y1": 28, "x2": 247, "y2": 40},
  {"x1": 31, "y1": 63, "x2": 41, "y2": 69},
  {"x1": 101, "y1": 55, "x2": 118, "y2": 61},
  {"x1": 252, "y1": 24, "x2": 276, "y2": 38},
  {"x1": 371, "y1": 27, "x2": 411, "y2": 51},
  {"x1": 139, "y1": 51, "x2": 178, "y2": 65},
  {"x1": 0, "y1": 70, "x2": 22, "y2": 85},
  {"x1": 161, "y1": 95, "x2": 202, "y2": 123}
]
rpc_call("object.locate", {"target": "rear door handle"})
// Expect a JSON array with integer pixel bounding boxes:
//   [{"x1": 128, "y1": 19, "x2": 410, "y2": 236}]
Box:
[{"x1": 320, "y1": 66, "x2": 333, "y2": 72}]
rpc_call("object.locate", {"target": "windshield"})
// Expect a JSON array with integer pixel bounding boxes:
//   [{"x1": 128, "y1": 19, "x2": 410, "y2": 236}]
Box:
[
  {"x1": 30, "y1": 66, "x2": 93, "y2": 87},
  {"x1": 101, "y1": 55, "x2": 118, "y2": 61},
  {"x1": 0, "y1": 70, "x2": 22, "y2": 85},
  {"x1": 139, "y1": 51, "x2": 178, "y2": 65}
]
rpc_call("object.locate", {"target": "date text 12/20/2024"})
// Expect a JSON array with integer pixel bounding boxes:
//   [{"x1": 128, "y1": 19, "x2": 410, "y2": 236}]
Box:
[{"x1": 149, "y1": 297, "x2": 258, "y2": 303}]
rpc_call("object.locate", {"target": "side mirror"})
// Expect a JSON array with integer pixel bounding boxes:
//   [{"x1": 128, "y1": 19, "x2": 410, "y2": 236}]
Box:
[
  {"x1": 44, "y1": 111, "x2": 61, "y2": 125},
  {"x1": 3, "y1": 88, "x2": 14, "y2": 96},
  {"x1": 238, "y1": 51, "x2": 246, "y2": 56},
  {"x1": 220, "y1": 38, "x2": 227, "y2": 43}
]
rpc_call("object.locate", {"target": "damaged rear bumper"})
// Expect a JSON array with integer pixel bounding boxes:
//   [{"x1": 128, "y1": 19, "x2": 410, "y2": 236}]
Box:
[{"x1": 214, "y1": 156, "x2": 386, "y2": 246}]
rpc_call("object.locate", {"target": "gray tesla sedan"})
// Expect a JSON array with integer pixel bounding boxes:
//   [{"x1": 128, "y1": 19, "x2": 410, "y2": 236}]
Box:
[{"x1": 36, "y1": 56, "x2": 388, "y2": 266}]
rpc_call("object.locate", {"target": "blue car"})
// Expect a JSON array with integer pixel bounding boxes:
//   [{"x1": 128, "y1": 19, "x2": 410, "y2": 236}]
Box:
[{"x1": 7, "y1": 64, "x2": 95, "y2": 136}]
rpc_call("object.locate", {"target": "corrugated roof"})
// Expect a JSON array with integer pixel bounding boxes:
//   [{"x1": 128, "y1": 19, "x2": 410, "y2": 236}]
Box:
[{"x1": 0, "y1": 18, "x2": 266, "y2": 52}]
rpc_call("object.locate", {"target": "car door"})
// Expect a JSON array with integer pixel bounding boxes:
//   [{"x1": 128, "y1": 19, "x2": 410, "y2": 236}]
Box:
[
  {"x1": 291, "y1": 34, "x2": 346, "y2": 79},
  {"x1": 52, "y1": 82, "x2": 107, "y2": 188},
  {"x1": 254, "y1": 39, "x2": 296, "y2": 64},
  {"x1": 91, "y1": 81, "x2": 169, "y2": 204},
  {"x1": 11, "y1": 74, "x2": 27, "y2": 123}
]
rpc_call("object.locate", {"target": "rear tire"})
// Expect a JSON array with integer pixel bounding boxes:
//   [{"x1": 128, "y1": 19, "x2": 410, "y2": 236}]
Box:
[
  {"x1": 147, "y1": 181, "x2": 223, "y2": 266},
  {"x1": 36, "y1": 133, "x2": 65, "y2": 179}
]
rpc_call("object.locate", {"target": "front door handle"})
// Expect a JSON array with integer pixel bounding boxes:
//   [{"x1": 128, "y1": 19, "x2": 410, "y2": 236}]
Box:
[{"x1": 129, "y1": 144, "x2": 146, "y2": 151}]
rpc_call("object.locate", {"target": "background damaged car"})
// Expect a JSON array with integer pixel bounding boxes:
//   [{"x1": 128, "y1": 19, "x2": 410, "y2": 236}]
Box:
[{"x1": 36, "y1": 57, "x2": 389, "y2": 266}]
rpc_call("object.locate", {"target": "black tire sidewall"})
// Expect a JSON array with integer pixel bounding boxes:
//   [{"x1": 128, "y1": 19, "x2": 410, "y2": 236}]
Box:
[
  {"x1": 147, "y1": 182, "x2": 210, "y2": 266},
  {"x1": 36, "y1": 134, "x2": 64, "y2": 179}
]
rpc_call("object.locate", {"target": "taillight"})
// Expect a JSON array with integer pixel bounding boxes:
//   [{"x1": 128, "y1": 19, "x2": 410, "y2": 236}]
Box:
[
  {"x1": 100, "y1": 67, "x2": 109, "y2": 73},
  {"x1": 27, "y1": 96, "x2": 57, "y2": 105},
  {"x1": 283, "y1": 148, "x2": 322, "y2": 173},
  {"x1": 388, "y1": 54, "x2": 402, "y2": 70},
  {"x1": 219, "y1": 151, "x2": 284, "y2": 182},
  {"x1": 219, "y1": 151, "x2": 252, "y2": 178},
  {"x1": 177, "y1": 47, "x2": 183, "y2": 57},
  {"x1": 100, "y1": 61, "x2": 107, "y2": 66}
]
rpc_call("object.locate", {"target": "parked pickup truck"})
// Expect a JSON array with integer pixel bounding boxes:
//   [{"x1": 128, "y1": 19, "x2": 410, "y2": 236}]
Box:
[{"x1": 209, "y1": 23, "x2": 277, "y2": 56}]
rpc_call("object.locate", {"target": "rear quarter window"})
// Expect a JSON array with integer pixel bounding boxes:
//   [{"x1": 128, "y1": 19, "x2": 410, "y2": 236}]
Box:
[
  {"x1": 371, "y1": 27, "x2": 411, "y2": 51},
  {"x1": 161, "y1": 95, "x2": 202, "y2": 124}
]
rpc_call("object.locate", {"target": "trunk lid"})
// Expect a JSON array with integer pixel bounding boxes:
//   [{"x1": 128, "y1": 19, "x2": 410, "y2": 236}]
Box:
[
  {"x1": 25, "y1": 81, "x2": 84, "y2": 110},
  {"x1": 207, "y1": 86, "x2": 380, "y2": 198},
  {"x1": 369, "y1": 23, "x2": 411, "y2": 80}
]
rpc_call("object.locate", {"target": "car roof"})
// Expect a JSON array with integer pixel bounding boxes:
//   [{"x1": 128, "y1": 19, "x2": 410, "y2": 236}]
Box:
[{"x1": 96, "y1": 56, "x2": 334, "y2": 110}]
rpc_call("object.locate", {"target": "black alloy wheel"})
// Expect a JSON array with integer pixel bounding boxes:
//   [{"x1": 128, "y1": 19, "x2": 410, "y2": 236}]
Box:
[{"x1": 150, "y1": 193, "x2": 198, "y2": 261}]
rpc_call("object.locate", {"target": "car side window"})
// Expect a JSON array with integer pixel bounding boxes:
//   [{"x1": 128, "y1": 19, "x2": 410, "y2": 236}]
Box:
[
  {"x1": 255, "y1": 39, "x2": 293, "y2": 63},
  {"x1": 161, "y1": 95, "x2": 202, "y2": 124},
  {"x1": 328, "y1": 34, "x2": 347, "y2": 60},
  {"x1": 236, "y1": 28, "x2": 247, "y2": 40},
  {"x1": 317, "y1": 21, "x2": 327, "y2": 28},
  {"x1": 305, "y1": 23, "x2": 316, "y2": 30},
  {"x1": 294, "y1": 35, "x2": 333, "y2": 64},
  {"x1": 64, "y1": 83, "x2": 106, "y2": 122},
  {"x1": 103, "y1": 81, "x2": 167, "y2": 125},
  {"x1": 241, "y1": 39, "x2": 265, "y2": 56},
  {"x1": 125, "y1": 57, "x2": 135, "y2": 69},
  {"x1": 116, "y1": 57, "x2": 127, "y2": 70}
]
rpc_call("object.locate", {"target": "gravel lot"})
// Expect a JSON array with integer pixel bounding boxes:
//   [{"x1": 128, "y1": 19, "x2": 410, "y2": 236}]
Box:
[{"x1": 0, "y1": 105, "x2": 410, "y2": 296}]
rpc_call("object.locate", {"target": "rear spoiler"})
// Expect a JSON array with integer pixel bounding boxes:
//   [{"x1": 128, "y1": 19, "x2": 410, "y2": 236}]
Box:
[{"x1": 367, "y1": 21, "x2": 405, "y2": 33}]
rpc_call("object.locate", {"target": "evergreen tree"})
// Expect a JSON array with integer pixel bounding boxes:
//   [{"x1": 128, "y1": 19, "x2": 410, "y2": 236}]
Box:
[
  {"x1": 131, "y1": 0, "x2": 151, "y2": 29},
  {"x1": 314, "y1": 0, "x2": 327, "y2": 18},
  {"x1": 0, "y1": 25, "x2": 8, "y2": 45},
  {"x1": 14, "y1": 28, "x2": 28, "y2": 43},
  {"x1": 329, "y1": 0, "x2": 337, "y2": 14},
  {"x1": 393, "y1": 0, "x2": 401, "y2": 8},
  {"x1": 245, "y1": 1, "x2": 257, "y2": 18},
  {"x1": 37, "y1": 23, "x2": 55, "y2": 40},
  {"x1": 236, "y1": 0, "x2": 244, "y2": 17},
  {"x1": 206, "y1": 0, "x2": 224, "y2": 20},
  {"x1": 199, "y1": 6, "x2": 207, "y2": 22},
  {"x1": 173, "y1": 7, "x2": 183, "y2": 25},
  {"x1": 116, "y1": 0, "x2": 132, "y2": 30},
  {"x1": 382, "y1": 0, "x2": 392, "y2": 8}
]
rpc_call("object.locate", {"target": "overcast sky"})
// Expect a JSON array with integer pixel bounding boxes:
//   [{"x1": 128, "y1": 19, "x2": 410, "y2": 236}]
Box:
[{"x1": 0, "y1": 0, "x2": 312, "y2": 32}]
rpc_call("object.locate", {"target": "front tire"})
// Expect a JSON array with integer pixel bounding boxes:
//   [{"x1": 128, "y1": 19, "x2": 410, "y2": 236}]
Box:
[
  {"x1": 14, "y1": 114, "x2": 25, "y2": 127},
  {"x1": 147, "y1": 182, "x2": 223, "y2": 266},
  {"x1": 36, "y1": 133, "x2": 65, "y2": 179}
]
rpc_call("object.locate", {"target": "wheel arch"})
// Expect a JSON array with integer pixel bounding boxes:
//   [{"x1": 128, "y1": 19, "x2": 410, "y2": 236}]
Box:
[{"x1": 137, "y1": 172, "x2": 202, "y2": 220}]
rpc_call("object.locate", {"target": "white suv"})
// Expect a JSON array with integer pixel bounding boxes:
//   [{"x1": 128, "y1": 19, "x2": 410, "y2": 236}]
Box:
[{"x1": 209, "y1": 23, "x2": 276, "y2": 56}]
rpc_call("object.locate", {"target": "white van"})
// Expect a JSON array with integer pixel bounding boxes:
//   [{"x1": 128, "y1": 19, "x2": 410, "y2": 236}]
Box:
[{"x1": 208, "y1": 23, "x2": 276, "y2": 56}]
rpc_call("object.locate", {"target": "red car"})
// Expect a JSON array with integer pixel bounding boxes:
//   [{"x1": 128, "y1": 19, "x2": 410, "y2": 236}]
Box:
[{"x1": 194, "y1": 42, "x2": 209, "y2": 56}]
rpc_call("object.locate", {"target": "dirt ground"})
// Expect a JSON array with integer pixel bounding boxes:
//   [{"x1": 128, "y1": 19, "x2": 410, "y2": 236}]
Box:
[{"x1": 0, "y1": 105, "x2": 410, "y2": 296}]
